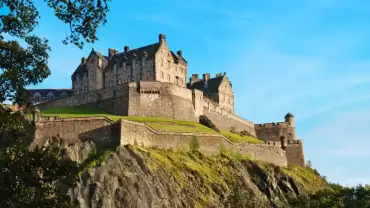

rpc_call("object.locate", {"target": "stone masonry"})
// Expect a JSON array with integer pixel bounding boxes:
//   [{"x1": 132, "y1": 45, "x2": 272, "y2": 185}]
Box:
[{"x1": 27, "y1": 33, "x2": 306, "y2": 167}]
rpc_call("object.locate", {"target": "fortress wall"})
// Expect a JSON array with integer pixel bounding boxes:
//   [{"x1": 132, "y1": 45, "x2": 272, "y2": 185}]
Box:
[
  {"x1": 203, "y1": 107, "x2": 256, "y2": 137},
  {"x1": 255, "y1": 122, "x2": 296, "y2": 141},
  {"x1": 192, "y1": 89, "x2": 204, "y2": 118},
  {"x1": 33, "y1": 116, "x2": 117, "y2": 149},
  {"x1": 223, "y1": 142, "x2": 287, "y2": 166},
  {"x1": 285, "y1": 140, "x2": 305, "y2": 167},
  {"x1": 127, "y1": 81, "x2": 197, "y2": 121},
  {"x1": 36, "y1": 84, "x2": 130, "y2": 115},
  {"x1": 120, "y1": 120, "x2": 287, "y2": 166}
]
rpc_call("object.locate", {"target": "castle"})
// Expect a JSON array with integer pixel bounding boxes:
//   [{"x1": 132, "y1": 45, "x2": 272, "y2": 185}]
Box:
[{"x1": 27, "y1": 34, "x2": 305, "y2": 167}]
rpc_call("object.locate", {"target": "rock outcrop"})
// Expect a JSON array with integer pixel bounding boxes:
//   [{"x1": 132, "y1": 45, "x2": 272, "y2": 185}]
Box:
[{"x1": 54, "y1": 140, "x2": 326, "y2": 208}]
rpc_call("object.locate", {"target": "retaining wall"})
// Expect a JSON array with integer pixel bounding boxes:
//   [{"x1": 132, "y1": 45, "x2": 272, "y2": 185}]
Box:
[{"x1": 120, "y1": 120, "x2": 287, "y2": 166}]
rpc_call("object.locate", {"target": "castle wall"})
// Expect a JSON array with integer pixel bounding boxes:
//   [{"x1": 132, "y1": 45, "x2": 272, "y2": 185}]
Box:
[
  {"x1": 36, "y1": 84, "x2": 130, "y2": 115},
  {"x1": 285, "y1": 140, "x2": 305, "y2": 167},
  {"x1": 120, "y1": 120, "x2": 287, "y2": 166},
  {"x1": 202, "y1": 103, "x2": 256, "y2": 137},
  {"x1": 33, "y1": 116, "x2": 118, "y2": 149},
  {"x1": 255, "y1": 122, "x2": 296, "y2": 141},
  {"x1": 127, "y1": 81, "x2": 198, "y2": 121}
]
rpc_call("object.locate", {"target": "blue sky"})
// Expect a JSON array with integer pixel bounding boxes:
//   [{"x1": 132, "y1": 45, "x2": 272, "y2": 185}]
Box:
[{"x1": 5, "y1": 0, "x2": 370, "y2": 186}]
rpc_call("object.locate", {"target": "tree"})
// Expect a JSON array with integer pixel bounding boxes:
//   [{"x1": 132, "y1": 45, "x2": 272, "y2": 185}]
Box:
[
  {"x1": 0, "y1": 0, "x2": 110, "y2": 105},
  {"x1": 0, "y1": 0, "x2": 110, "y2": 206}
]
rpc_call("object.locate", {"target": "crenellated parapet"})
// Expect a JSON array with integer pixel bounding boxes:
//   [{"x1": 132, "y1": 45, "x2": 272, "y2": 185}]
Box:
[
  {"x1": 254, "y1": 113, "x2": 297, "y2": 142},
  {"x1": 255, "y1": 122, "x2": 290, "y2": 128}
]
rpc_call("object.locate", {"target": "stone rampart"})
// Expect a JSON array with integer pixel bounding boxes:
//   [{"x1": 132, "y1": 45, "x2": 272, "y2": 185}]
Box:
[
  {"x1": 34, "y1": 81, "x2": 258, "y2": 137},
  {"x1": 285, "y1": 140, "x2": 305, "y2": 167},
  {"x1": 32, "y1": 116, "x2": 119, "y2": 149},
  {"x1": 255, "y1": 121, "x2": 296, "y2": 142},
  {"x1": 36, "y1": 84, "x2": 130, "y2": 115},
  {"x1": 203, "y1": 107, "x2": 256, "y2": 137},
  {"x1": 120, "y1": 120, "x2": 287, "y2": 166},
  {"x1": 127, "y1": 81, "x2": 198, "y2": 122}
]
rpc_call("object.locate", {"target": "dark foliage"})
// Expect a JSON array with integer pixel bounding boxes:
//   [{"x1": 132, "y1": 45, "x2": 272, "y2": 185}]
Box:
[
  {"x1": 0, "y1": 0, "x2": 110, "y2": 207},
  {"x1": 199, "y1": 115, "x2": 220, "y2": 132}
]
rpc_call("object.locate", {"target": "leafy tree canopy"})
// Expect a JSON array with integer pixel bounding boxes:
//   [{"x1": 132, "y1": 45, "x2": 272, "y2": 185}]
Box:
[
  {"x1": 0, "y1": 0, "x2": 110, "y2": 104},
  {"x1": 0, "y1": 0, "x2": 110, "y2": 207}
]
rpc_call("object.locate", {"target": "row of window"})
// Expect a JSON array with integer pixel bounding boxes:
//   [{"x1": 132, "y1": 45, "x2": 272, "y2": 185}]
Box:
[
  {"x1": 113, "y1": 58, "x2": 147, "y2": 75},
  {"x1": 160, "y1": 72, "x2": 185, "y2": 85},
  {"x1": 33, "y1": 93, "x2": 68, "y2": 102}
]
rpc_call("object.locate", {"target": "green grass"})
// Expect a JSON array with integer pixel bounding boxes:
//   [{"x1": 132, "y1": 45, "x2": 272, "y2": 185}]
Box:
[
  {"x1": 37, "y1": 107, "x2": 215, "y2": 133},
  {"x1": 221, "y1": 131, "x2": 264, "y2": 144},
  {"x1": 39, "y1": 107, "x2": 122, "y2": 121},
  {"x1": 123, "y1": 116, "x2": 215, "y2": 133},
  {"x1": 280, "y1": 165, "x2": 327, "y2": 193}
]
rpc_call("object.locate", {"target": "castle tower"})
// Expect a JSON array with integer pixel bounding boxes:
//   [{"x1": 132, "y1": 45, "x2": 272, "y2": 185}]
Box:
[{"x1": 284, "y1": 112, "x2": 294, "y2": 127}]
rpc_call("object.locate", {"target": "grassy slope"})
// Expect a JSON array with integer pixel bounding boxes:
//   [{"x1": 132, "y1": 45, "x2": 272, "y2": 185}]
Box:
[
  {"x1": 40, "y1": 107, "x2": 267, "y2": 142},
  {"x1": 221, "y1": 131, "x2": 264, "y2": 144},
  {"x1": 39, "y1": 107, "x2": 215, "y2": 133}
]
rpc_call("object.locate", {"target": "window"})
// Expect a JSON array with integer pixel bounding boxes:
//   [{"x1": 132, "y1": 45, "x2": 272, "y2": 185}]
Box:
[
  {"x1": 123, "y1": 62, "x2": 127, "y2": 72},
  {"x1": 92, "y1": 71, "x2": 97, "y2": 82},
  {"x1": 60, "y1": 92, "x2": 68, "y2": 99},
  {"x1": 34, "y1": 94, "x2": 40, "y2": 103},
  {"x1": 132, "y1": 60, "x2": 136, "y2": 69},
  {"x1": 142, "y1": 57, "x2": 146, "y2": 67},
  {"x1": 161, "y1": 72, "x2": 164, "y2": 79},
  {"x1": 113, "y1": 90, "x2": 117, "y2": 98},
  {"x1": 47, "y1": 93, "x2": 54, "y2": 101},
  {"x1": 113, "y1": 64, "x2": 118, "y2": 74}
]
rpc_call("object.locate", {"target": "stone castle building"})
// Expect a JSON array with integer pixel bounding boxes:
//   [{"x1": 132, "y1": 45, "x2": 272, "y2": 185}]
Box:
[{"x1": 27, "y1": 34, "x2": 305, "y2": 167}]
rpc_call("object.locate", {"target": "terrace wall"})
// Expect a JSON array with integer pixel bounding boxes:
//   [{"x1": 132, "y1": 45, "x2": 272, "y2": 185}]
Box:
[
  {"x1": 32, "y1": 116, "x2": 119, "y2": 149},
  {"x1": 120, "y1": 120, "x2": 287, "y2": 166}
]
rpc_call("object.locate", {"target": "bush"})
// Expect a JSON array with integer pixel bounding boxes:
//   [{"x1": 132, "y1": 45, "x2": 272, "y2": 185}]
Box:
[
  {"x1": 240, "y1": 130, "x2": 254, "y2": 137},
  {"x1": 189, "y1": 136, "x2": 200, "y2": 152},
  {"x1": 199, "y1": 115, "x2": 220, "y2": 132}
]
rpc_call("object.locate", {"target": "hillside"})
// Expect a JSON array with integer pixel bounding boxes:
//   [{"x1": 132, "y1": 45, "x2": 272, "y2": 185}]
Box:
[{"x1": 53, "y1": 138, "x2": 327, "y2": 208}]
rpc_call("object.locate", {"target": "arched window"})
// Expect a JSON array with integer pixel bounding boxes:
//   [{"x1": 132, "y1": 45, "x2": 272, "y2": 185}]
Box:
[
  {"x1": 60, "y1": 91, "x2": 68, "y2": 99},
  {"x1": 47, "y1": 92, "x2": 54, "y2": 101},
  {"x1": 33, "y1": 93, "x2": 40, "y2": 103}
]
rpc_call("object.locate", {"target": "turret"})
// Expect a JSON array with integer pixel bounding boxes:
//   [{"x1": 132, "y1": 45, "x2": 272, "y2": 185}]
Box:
[{"x1": 284, "y1": 112, "x2": 294, "y2": 127}]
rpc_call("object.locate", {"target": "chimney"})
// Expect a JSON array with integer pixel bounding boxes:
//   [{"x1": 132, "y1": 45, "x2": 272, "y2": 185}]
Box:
[
  {"x1": 190, "y1": 74, "x2": 199, "y2": 85},
  {"x1": 177, "y1": 50, "x2": 182, "y2": 57},
  {"x1": 81, "y1": 57, "x2": 87, "y2": 64},
  {"x1": 215, "y1": 72, "x2": 222, "y2": 77},
  {"x1": 124, "y1": 45, "x2": 129, "y2": 53},
  {"x1": 108, "y1": 48, "x2": 117, "y2": 58},
  {"x1": 159, "y1": 34, "x2": 166, "y2": 44},
  {"x1": 202, "y1": 73, "x2": 210, "y2": 81}
]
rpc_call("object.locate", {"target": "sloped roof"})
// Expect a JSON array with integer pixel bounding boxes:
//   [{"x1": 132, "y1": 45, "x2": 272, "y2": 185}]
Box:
[
  {"x1": 72, "y1": 62, "x2": 101, "y2": 78},
  {"x1": 189, "y1": 76, "x2": 224, "y2": 94},
  {"x1": 27, "y1": 89, "x2": 72, "y2": 97}
]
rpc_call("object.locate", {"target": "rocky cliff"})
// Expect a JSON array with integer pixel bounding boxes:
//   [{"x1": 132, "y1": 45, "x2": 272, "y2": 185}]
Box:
[{"x1": 54, "y1": 139, "x2": 326, "y2": 208}]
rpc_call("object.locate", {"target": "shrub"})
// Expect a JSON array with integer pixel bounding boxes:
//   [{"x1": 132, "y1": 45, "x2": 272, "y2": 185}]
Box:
[
  {"x1": 189, "y1": 136, "x2": 200, "y2": 152},
  {"x1": 240, "y1": 130, "x2": 254, "y2": 137},
  {"x1": 199, "y1": 115, "x2": 220, "y2": 132}
]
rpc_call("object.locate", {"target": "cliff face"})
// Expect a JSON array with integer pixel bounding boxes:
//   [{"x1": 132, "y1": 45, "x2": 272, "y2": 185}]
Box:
[{"x1": 56, "y1": 139, "x2": 326, "y2": 208}]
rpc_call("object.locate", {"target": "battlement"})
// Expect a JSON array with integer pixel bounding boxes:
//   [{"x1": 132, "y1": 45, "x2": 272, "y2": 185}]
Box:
[
  {"x1": 255, "y1": 122, "x2": 289, "y2": 128},
  {"x1": 139, "y1": 90, "x2": 160, "y2": 94},
  {"x1": 264, "y1": 140, "x2": 283, "y2": 147},
  {"x1": 287, "y1": 139, "x2": 302, "y2": 145}
]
